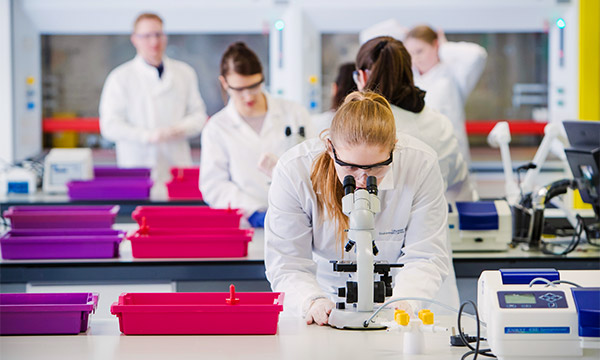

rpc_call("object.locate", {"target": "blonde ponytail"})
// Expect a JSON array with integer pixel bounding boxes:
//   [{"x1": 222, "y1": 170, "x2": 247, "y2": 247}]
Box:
[{"x1": 310, "y1": 150, "x2": 347, "y2": 252}]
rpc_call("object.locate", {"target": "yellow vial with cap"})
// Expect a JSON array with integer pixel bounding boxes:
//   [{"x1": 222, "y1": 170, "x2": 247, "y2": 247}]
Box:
[
  {"x1": 418, "y1": 309, "x2": 434, "y2": 325},
  {"x1": 394, "y1": 309, "x2": 410, "y2": 326}
]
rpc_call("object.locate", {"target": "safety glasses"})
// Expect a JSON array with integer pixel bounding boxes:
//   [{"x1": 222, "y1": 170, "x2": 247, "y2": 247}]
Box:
[
  {"x1": 225, "y1": 77, "x2": 264, "y2": 95},
  {"x1": 329, "y1": 139, "x2": 393, "y2": 169}
]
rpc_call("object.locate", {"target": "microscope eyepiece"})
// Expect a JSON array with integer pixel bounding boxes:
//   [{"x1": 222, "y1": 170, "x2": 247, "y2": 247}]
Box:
[
  {"x1": 366, "y1": 176, "x2": 378, "y2": 195},
  {"x1": 343, "y1": 175, "x2": 356, "y2": 195}
]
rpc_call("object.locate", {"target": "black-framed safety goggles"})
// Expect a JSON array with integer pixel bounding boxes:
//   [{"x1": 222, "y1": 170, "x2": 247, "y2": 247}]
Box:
[
  {"x1": 329, "y1": 139, "x2": 393, "y2": 169},
  {"x1": 225, "y1": 77, "x2": 264, "y2": 92}
]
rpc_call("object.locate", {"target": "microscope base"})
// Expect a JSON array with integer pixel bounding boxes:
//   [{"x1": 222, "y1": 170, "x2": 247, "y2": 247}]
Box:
[{"x1": 328, "y1": 308, "x2": 391, "y2": 330}]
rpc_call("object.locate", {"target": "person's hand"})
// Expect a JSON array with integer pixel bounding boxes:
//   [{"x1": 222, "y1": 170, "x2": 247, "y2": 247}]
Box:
[
  {"x1": 145, "y1": 129, "x2": 163, "y2": 144},
  {"x1": 257, "y1": 152, "x2": 279, "y2": 178},
  {"x1": 162, "y1": 126, "x2": 186, "y2": 141},
  {"x1": 305, "y1": 298, "x2": 334, "y2": 326},
  {"x1": 247, "y1": 211, "x2": 266, "y2": 228},
  {"x1": 436, "y1": 28, "x2": 447, "y2": 45},
  {"x1": 145, "y1": 127, "x2": 186, "y2": 144}
]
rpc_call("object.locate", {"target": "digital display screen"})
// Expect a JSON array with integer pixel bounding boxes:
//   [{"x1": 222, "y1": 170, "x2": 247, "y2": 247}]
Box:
[{"x1": 504, "y1": 293, "x2": 536, "y2": 304}]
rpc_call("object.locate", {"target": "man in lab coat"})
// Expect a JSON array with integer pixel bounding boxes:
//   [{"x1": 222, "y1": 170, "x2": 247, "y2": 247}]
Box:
[{"x1": 99, "y1": 13, "x2": 208, "y2": 193}]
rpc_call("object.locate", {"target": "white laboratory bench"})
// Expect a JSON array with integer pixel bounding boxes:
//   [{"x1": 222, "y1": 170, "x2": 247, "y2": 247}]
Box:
[
  {"x1": 0, "y1": 315, "x2": 480, "y2": 360},
  {"x1": 2, "y1": 315, "x2": 599, "y2": 360}
]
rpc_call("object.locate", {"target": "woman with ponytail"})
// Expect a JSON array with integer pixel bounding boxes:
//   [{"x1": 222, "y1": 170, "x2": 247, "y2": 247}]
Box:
[
  {"x1": 265, "y1": 91, "x2": 457, "y2": 326},
  {"x1": 355, "y1": 36, "x2": 478, "y2": 203}
]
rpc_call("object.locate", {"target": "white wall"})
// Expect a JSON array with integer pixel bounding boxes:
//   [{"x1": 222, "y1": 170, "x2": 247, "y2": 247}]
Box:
[
  {"x1": 22, "y1": 0, "x2": 563, "y2": 35},
  {"x1": 0, "y1": 0, "x2": 13, "y2": 164},
  {"x1": 299, "y1": 0, "x2": 561, "y2": 33},
  {"x1": 22, "y1": 0, "x2": 279, "y2": 34},
  {"x1": 12, "y1": 0, "x2": 42, "y2": 162}
]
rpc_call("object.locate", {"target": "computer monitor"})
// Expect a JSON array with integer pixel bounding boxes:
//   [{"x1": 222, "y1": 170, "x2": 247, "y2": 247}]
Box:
[
  {"x1": 564, "y1": 147, "x2": 600, "y2": 218},
  {"x1": 563, "y1": 120, "x2": 600, "y2": 150}
]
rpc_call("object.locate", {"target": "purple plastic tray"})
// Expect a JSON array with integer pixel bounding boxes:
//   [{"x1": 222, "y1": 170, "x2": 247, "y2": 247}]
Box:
[
  {"x1": 67, "y1": 179, "x2": 153, "y2": 200},
  {"x1": 94, "y1": 166, "x2": 151, "y2": 178},
  {"x1": 3, "y1": 205, "x2": 120, "y2": 229},
  {"x1": 0, "y1": 228, "x2": 124, "y2": 259},
  {"x1": 0, "y1": 293, "x2": 98, "y2": 335}
]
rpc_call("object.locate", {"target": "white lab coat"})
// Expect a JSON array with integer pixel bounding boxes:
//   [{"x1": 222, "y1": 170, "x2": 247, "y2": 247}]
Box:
[
  {"x1": 310, "y1": 109, "x2": 335, "y2": 136},
  {"x1": 99, "y1": 55, "x2": 208, "y2": 186},
  {"x1": 415, "y1": 63, "x2": 470, "y2": 163},
  {"x1": 436, "y1": 41, "x2": 488, "y2": 102},
  {"x1": 391, "y1": 104, "x2": 478, "y2": 202},
  {"x1": 200, "y1": 93, "x2": 314, "y2": 219},
  {"x1": 414, "y1": 42, "x2": 487, "y2": 164},
  {"x1": 265, "y1": 134, "x2": 459, "y2": 316}
]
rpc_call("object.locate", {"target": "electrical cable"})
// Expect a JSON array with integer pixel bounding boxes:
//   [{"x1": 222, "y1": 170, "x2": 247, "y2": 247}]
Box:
[
  {"x1": 547, "y1": 280, "x2": 582, "y2": 288},
  {"x1": 516, "y1": 162, "x2": 536, "y2": 202},
  {"x1": 541, "y1": 214, "x2": 585, "y2": 255},
  {"x1": 583, "y1": 222, "x2": 600, "y2": 247},
  {"x1": 529, "y1": 277, "x2": 583, "y2": 288},
  {"x1": 528, "y1": 277, "x2": 553, "y2": 287},
  {"x1": 457, "y1": 301, "x2": 495, "y2": 360}
]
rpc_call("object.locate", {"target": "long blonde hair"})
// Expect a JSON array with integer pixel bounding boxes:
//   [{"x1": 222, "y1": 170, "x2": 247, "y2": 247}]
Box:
[{"x1": 310, "y1": 91, "x2": 397, "y2": 252}]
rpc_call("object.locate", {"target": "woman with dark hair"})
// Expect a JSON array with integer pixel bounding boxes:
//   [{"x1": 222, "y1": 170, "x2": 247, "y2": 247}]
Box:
[
  {"x1": 200, "y1": 42, "x2": 314, "y2": 228},
  {"x1": 312, "y1": 62, "x2": 358, "y2": 134},
  {"x1": 354, "y1": 36, "x2": 478, "y2": 203}
]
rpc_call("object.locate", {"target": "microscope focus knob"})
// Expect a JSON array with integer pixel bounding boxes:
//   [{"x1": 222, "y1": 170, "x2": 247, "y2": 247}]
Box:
[
  {"x1": 372, "y1": 240, "x2": 379, "y2": 256},
  {"x1": 345, "y1": 240, "x2": 356, "y2": 252}
]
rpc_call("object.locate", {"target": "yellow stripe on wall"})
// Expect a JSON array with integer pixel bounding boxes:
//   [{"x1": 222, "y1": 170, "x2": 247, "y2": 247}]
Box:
[{"x1": 579, "y1": 0, "x2": 600, "y2": 120}]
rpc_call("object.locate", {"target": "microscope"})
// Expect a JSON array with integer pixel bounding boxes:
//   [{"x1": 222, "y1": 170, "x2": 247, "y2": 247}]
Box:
[{"x1": 328, "y1": 175, "x2": 404, "y2": 329}]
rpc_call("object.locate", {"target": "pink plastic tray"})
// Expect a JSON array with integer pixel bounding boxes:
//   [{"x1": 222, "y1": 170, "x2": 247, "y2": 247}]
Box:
[
  {"x1": 3, "y1": 205, "x2": 120, "y2": 229},
  {"x1": 0, "y1": 293, "x2": 98, "y2": 335},
  {"x1": 170, "y1": 167, "x2": 200, "y2": 181},
  {"x1": 0, "y1": 229, "x2": 124, "y2": 259},
  {"x1": 110, "y1": 289, "x2": 284, "y2": 335},
  {"x1": 126, "y1": 227, "x2": 253, "y2": 258},
  {"x1": 132, "y1": 206, "x2": 242, "y2": 228},
  {"x1": 165, "y1": 180, "x2": 203, "y2": 200}
]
